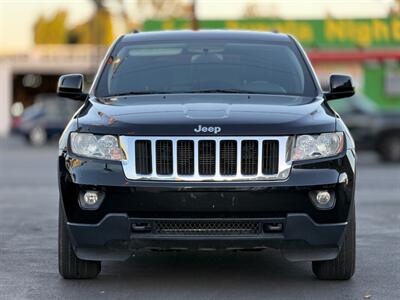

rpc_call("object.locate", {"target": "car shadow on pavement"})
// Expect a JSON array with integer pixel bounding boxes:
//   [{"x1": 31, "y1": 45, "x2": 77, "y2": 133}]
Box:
[
  {"x1": 106, "y1": 249, "x2": 310, "y2": 281},
  {"x1": 53, "y1": 249, "x2": 358, "y2": 299}
]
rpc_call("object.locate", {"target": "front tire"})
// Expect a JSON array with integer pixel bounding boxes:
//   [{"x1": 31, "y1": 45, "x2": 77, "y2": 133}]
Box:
[
  {"x1": 312, "y1": 203, "x2": 356, "y2": 280},
  {"x1": 58, "y1": 203, "x2": 101, "y2": 279}
]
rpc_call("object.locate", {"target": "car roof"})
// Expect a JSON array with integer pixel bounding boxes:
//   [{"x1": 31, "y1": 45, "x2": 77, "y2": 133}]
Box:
[{"x1": 120, "y1": 30, "x2": 291, "y2": 44}]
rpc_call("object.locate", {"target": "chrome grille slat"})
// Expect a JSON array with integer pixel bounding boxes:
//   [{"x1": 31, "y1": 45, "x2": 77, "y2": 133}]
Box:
[
  {"x1": 236, "y1": 139, "x2": 242, "y2": 176},
  {"x1": 172, "y1": 139, "x2": 178, "y2": 177},
  {"x1": 257, "y1": 139, "x2": 263, "y2": 177},
  {"x1": 150, "y1": 139, "x2": 157, "y2": 177},
  {"x1": 193, "y1": 139, "x2": 199, "y2": 176},
  {"x1": 215, "y1": 140, "x2": 221, "y2": 176},
  {"x1": 119, "y1": 136, "x2": 292, "y2": 182}
]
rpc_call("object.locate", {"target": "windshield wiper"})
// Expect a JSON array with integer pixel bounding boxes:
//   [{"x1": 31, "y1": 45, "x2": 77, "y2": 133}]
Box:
[
  {"x1": 109, "y1": 89, "x2": 262, "y2": 97},
  {"x1": 186, "y1": 89, "x2": 260, "y2": 94},
  {"x1": 109, "y1": 91, "x2": 174, "y2": 97}
]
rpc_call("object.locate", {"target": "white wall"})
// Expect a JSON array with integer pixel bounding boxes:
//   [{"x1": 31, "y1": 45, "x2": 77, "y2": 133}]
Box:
[
  {"x1": 0, "y1": 63, "x2": 12, "y2": 137},
  {"x1": 0, "y1": 46, "x2": 106, "y2": 137}
]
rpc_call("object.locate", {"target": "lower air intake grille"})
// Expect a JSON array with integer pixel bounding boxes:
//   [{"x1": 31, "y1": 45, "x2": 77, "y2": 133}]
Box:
[{"x1": 154, "y1": 221, "x2": 260, "y2": 235}]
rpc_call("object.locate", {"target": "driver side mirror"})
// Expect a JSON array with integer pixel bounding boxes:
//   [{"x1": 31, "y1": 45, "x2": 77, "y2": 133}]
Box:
[
  {"x1": 57, "y1": 74, "x2": 87, "y2": 101},
  {"x1": 324, "y1": 74, "x2": 355, "y2": 101}
]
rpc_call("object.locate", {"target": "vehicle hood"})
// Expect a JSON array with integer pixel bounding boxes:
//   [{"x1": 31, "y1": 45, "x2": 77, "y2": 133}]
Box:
[{"x1": 76, "y1": 94, "x2": 336, "y2": 136}]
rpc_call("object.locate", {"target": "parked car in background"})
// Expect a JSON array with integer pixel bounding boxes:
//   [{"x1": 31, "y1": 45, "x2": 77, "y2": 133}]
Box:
[
  {"x1": 330, "y1": 94, "x2": 400, "y2": 162},
  {"x1": 15, "y1": 94, "x2": 81, "y2": 146}
]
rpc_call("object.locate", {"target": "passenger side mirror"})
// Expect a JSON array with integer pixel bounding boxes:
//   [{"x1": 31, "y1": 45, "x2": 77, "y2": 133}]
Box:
[
  {"x1": 57, "y1": 74, "x2": 87, "y2": 101},
  {"x1": 324, "y1": 74, "x2": 355, "y2": 101}
]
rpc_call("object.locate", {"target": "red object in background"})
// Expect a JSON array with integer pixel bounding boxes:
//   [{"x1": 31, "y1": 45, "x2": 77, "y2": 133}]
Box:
[
  {"x1": 307, "y1": 50, "x2": 400, "y2": 62},
  {"x1": 11, "y1": 116, "x2": 21, "y2": 130}
]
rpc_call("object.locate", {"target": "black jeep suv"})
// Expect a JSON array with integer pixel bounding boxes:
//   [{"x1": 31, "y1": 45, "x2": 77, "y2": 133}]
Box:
[{"x1": 57, "y1": 31, "x2": 356, "y2": 280}]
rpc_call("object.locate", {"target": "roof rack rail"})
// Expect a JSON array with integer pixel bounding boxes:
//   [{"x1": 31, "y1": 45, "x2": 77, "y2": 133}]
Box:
[{"x1": 132, "y1": 29, "x2": 140, "y2": 34}]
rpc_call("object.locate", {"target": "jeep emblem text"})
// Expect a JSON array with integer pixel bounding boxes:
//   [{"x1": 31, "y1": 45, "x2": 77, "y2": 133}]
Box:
[{"x1": 194, "y1": 125, "x2": 221, "y2": 134}]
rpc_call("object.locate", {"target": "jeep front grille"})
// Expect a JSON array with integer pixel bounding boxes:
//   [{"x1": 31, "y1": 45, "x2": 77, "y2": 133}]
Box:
[
  {"x1": 120, "y1": 136, "x2": 291, "y2": 181},
  {"x1": 263, "y1": 140, "x2": 279, "y2": 174},
  {"x1": 220, "y1": 140, "x2": 237, "y2": 175},
  {"x1": 198, "y1": 140, "x2": 216, "y2": 175},
  {"x1": 156, "y1": 140, "x2": 173, "y2": 175},
  {"x1": 241, "y1": 140, "x2": 258, "y2": 175},
  {"x1": 177, "y1": 140, "x2": 194, "y2": 175},
  {"x1": 135, "y1": 140, "x2": 152, "y2": 175}
]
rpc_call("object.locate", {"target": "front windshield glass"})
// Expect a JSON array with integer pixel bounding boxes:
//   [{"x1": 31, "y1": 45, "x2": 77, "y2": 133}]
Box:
[{"x1": 95, "y1": 40, "x2": 317, "y2": 97}]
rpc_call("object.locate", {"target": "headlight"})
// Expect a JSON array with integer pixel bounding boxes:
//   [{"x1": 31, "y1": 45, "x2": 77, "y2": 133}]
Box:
[
  {"x1": 70, "y1": 133, "x2": 126, "y2": 161},
  {"x1": 290, "y1": 132, "x2": 344, "y2": 161}
]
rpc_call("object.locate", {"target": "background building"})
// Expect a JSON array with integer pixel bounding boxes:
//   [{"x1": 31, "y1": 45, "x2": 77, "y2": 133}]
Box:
[{"x1": 2, "y1": 15, "x2": 400, "y2": 136}]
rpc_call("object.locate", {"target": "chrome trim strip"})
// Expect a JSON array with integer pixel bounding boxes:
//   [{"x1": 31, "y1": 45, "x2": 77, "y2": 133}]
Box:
[
  {"x1": 119, "y1": 136, "x2": 292, "y2": 182},
  {"x1": 236, "y1": 139, "x2": 242, "y2": 176},
  {"x1": 194, "y1": 139, "x2": 199, "y2": 176},
  {"x1": 257, "y1": 140, "x2": 263, "y2": 177},
  {"x1": 172, "y1": 139, "x2": 178, "y2": 177},
  {"x1": 150, "y1": 139, "x2": 157, "y2": 177},
  {"x1": 215, "y1": 140, "x2": 220, "y2": 177}
]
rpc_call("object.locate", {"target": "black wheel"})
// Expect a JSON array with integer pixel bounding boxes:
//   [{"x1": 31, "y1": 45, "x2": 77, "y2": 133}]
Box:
[
  {"x1": 378, "y1": 134, "x2": 400, "y2": 162},
  {"x1": 58, "y1": 203, "x2": 101, "y2": 279},
  {"x1": 312, "y1": 203, "x2": 356, "y2": 280}
]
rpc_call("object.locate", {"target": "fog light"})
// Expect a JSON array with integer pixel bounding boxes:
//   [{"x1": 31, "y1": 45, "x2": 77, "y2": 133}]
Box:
[
  {"x1": 309, "y1": 190, "x2": 335, "y2": 210},
  {"x1": 316, "y1": 191, "x2": 331, "y2": 205},
  {"x1": 79, "y1": 191, "x2": 104, "y2": 210},
  {"x1": 84, "y1": 192, "x2": 98, "y2": 205}
]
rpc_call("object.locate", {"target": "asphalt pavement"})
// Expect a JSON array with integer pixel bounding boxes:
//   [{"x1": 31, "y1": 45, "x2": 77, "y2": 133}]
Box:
[{"x1": 0, "y1": 136, "x2": 399, "y2": 300}]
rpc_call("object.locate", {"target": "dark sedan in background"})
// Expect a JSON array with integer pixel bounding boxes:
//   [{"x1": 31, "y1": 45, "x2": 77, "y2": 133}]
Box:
[
  {"x1": 13, "y1": 94, "x2": 81, "y2": 146},
  {"x1": 330, "y1": 94, "x2": 400, "y2": 162}
]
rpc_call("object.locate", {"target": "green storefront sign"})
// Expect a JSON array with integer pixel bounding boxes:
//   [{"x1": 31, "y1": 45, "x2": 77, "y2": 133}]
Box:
[{"x1": 144, "y1": 18, "x2": 400, "y2": 49}]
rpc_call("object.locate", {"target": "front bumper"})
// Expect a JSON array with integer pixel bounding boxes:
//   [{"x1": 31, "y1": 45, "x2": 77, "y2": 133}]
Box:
[
  {"x1": 59, "y1": 149, "x2": 356, "y2": 262},
  {"x1": 67, "y1": 213, "x2": 346, "y2": 262}
]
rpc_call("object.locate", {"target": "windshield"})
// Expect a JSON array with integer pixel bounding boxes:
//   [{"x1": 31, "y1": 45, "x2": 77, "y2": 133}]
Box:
[{"x1": 95, "y1": 39, "x2": 317, "y2": 97}]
